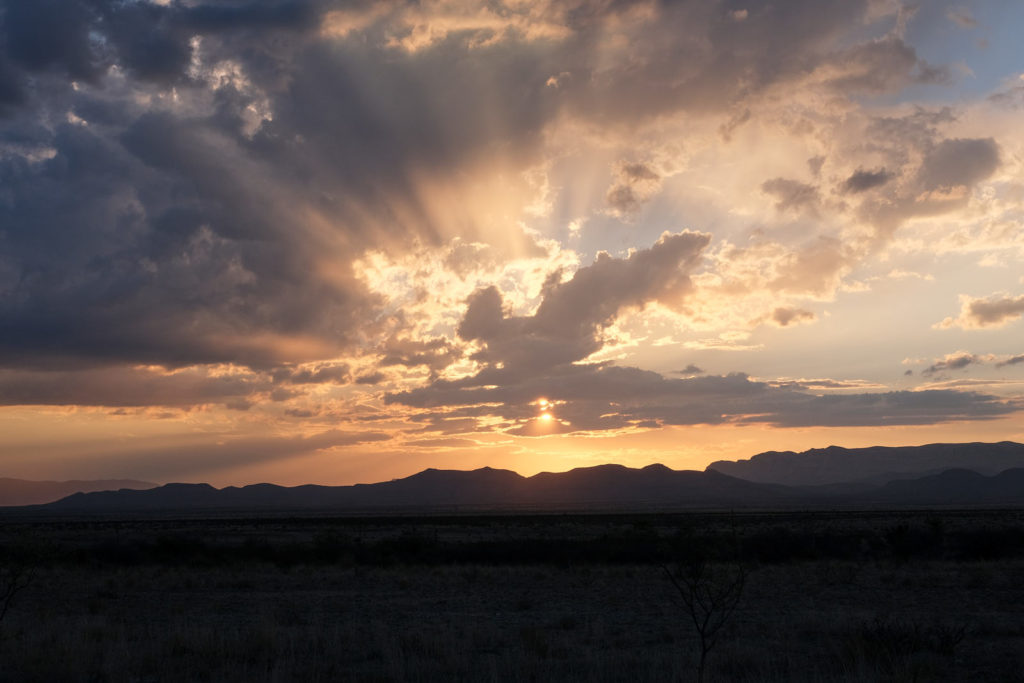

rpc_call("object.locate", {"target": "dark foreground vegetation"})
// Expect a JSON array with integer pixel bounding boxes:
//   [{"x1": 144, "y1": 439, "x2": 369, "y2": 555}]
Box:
[{"x1": 2, "y1": 509, "x2": 1023, "y2": 681}]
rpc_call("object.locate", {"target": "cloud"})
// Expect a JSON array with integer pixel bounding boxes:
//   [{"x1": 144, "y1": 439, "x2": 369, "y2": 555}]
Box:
[
  {"x1": 405, "y1": 437, "x2": 480, "y2": 449},
  {"x1": 842, "y1": 168, "x2": 894, "y2": 193},
  {"x1": 0, "y1": 0, "x2": 565, "y2": 371},
  {"x1": 761, "y1": 177, "x2": 819, "y2": 213},
  {"x1": 674, "y1": 364, "x2": 704, "y2": 376},
  {"x1": 922, "y1": 351, "x2": 981, "y2": 376},
  {"x1": 817, "y1": 35, "x2": 948, "y2": 94},
  {"x1": 456, "y1": 230, "x2": 711, "y2": 373},
  {"x1": 2, "y1": 0, "x2": 107, "y2": 83},
  {"x1": 909, "y1": 351, "x2": 1024, "y2": 376},
  {"x1": 917, "y1": 138, "x2": 1000, "y2": 192},
  {"x1": 770, "y1": 307, "x2": 816, "y2": 328},
  {"x1": 738, "y1": 389, "x2": 1014, "y2": 428},
  {"x1": 605, "y1": 162, "x2": 662, "y2": 216},
  {"x1": 0, "y1": 0, "x2": 953, "y2": 378},
  {"x1": 2, "y1": 0, "x2": 1020, "y2": 461},
  {"x1": 768, "y1": 237, "x2": 850, "y2": 298},
  {"x1": 846, "y1": 115, "x2": 1005, "y2": 242},
  {"x1": 271, "y1": 363, "x2": 351, "y2": 385},
  {"x1": 937, "y1": 293, "x2": 1024, "y2": 330},
  {"x1": 378, "y1": 336, "x2": 461, "y2": 373},
  {"x1": 389, "y1": 363, "x2": 1018, "y2": 434},
  {"x1": 946, "y1": 8, "x2": 977, "y2": 28},
  {"x1": 0, "y1": 102, "x2": 375, "y2": 370},
  {"x1": 0, "y1": 365, "x2": 271, "y2": 407},
  {"x1": 0, "y1": 360, "x2": 361, "y2": 408},
  {"x1": 768, "y1": 378, "x2": 884, "y2": 391},
  {"x1": 384, "y1": 233, "x2": 1020, "y2": 435}
]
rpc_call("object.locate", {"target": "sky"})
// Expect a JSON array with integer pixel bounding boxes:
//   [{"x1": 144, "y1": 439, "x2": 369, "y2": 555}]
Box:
[{"x1": 1, "y1": 0, "x2": 1023, "y2": 486}]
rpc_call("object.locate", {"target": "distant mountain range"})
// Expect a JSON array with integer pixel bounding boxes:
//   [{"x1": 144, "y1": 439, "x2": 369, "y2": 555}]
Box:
[
  {"x1": 870, "y1": 468, "x2": 1024, "y2": 506},
  {"x1": 0, "y1": 478, "x2": 157, "y2": 507},
  {"x1": 4, "y1": 442, "x2": 1024, "y2": 513},
  {"x1": 706, "y1": 441, "x2": 1024, "y2": 485},
  {"x1": 32, "y1": 465, "x2": 798, "y2": 512}
]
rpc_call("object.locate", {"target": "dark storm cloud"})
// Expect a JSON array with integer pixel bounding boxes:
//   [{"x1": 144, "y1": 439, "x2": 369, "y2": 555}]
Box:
[
  {"x1": 179, "y1": 1, "x2": 321, "y2": 32},
  {"x1": 0, "y1": 0, "x2": 573, "y2": 373},
  {"x1": 0, "y1": 1, "x2": 373, "y2": 370},
  {"x1": 0, "y1": 56, "x2": 26, "y2": 112},
  {"x1": 0, "y1": 117, "x2": 368, "y2": 370},
  {"x1": 0, "y1": 0, "x2": 959, "y2": 382},
  {"x1": 92, "y1": 2, "x2": 193, "y2": 84},
  {"x1": 2, "y1": 0, "x2": 105, "y2": 82},
  {"x1": 0, "y1": 0, "x2": 320, "y2": 86}
]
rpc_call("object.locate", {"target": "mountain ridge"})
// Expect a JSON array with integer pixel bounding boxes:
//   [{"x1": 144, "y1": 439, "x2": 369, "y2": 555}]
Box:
[
  {"x1": 0, "y1": 478, "x2": 158, "y2": 506},
  {"x1": 706, "y1": 441, "x2": 1024, "y2": 486},
  {"x1": 24, "y1": 464, "x2": 803, "y2": 513},
  {"x1": 7, "y1": 441, "x2": 1024, "y2": 513}
]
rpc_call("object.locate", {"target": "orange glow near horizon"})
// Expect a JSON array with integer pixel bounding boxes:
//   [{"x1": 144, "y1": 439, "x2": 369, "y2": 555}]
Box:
[{"x1": 3, "y1": 406, "x2": 1021, "y2": 487}]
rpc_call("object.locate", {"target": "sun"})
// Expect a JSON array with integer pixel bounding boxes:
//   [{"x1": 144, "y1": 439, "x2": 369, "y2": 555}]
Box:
[{"x1": 539, "y1": 412, "x2": 554, "y2": 422}]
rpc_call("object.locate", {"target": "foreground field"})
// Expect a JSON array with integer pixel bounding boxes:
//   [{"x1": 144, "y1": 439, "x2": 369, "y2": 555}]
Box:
[{"x1": 1, "y1": 511, "x2": 1023, "y2": 682}]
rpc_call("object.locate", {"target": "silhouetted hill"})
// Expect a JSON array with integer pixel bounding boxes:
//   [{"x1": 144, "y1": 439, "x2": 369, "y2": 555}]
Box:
[
  {"x1": 868, "y1": 468, "x2": 1024, "y2": 506},
  {"x1": 35, "y1": 464, "x2": 804, "y2": 513},
  {"x1": 707, "y1": 442, "x2": 1024, "y2": 486},
  {"x1": 0, "y1": 478, "x2": 157, "y2": 506},
  {"x1": 18, "y1": 445, "x2": 1024, "y2": 514}
]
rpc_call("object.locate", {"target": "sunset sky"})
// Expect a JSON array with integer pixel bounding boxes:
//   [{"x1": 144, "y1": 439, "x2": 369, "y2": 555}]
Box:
[{"x1": 1, "y1": 0, "x2": 1023, "y2": 486}]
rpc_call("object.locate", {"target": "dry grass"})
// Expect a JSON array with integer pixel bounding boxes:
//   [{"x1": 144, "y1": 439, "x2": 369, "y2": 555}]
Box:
[{"x1": 1, "y1": 511, "x2": 1023, "y2": 682}]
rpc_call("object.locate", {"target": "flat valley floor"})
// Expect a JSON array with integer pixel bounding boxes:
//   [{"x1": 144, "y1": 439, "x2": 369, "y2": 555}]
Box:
[{"x1": 1, "y1": 510, "x2": 1022, "y2": 682}]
